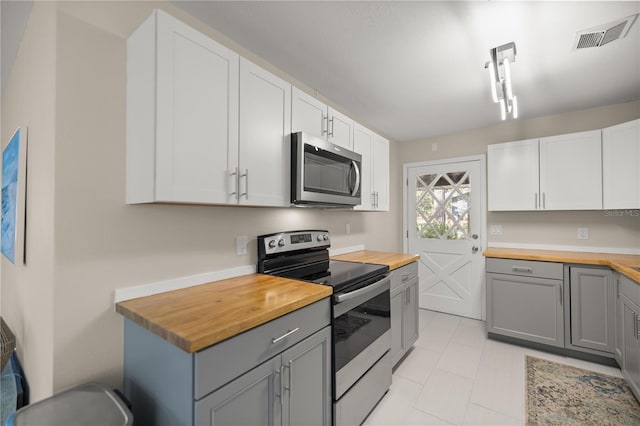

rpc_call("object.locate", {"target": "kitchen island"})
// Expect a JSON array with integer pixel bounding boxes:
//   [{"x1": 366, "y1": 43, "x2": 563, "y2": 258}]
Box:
[{"x1": 116, "y1": 249, "x2": 417, "y2": 426}]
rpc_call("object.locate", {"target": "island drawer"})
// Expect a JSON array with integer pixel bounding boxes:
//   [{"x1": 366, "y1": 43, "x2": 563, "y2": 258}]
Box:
[
  {"x1": 194, "y1": 297, "x2": 330, "y2": 399},
  {"x1": 391, "y1": 262, "x2": 418, "y2": 291}
]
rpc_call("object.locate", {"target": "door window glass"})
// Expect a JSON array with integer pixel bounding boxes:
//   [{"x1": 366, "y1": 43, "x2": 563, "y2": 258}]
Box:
[{"x1": 415, "y1": 171, "x2": 470, "y2": 240}]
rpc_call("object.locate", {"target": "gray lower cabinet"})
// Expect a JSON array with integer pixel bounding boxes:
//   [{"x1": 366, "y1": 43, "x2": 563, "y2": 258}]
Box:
[
  {"x1": 390, "y1": 262, "x2": 419, "y2": 366},
  {"x1": 615, "y1": 274, "x2": 624, "y2": 365},
  {"x1": 123, "y1": 298, "x2": 331, "y2": 426},
  {"x1": 196, "y1": 326, "x2": 332, "y2": 426},
  {"x1": 486, "y1": 258, "x2": 565, "y2": 348},
  {"x1": 618, "y1": 273, "x2": 640, "y2": 399},
  {"x1": 567, "y1": 266, "x2": 615, "y2": 354}
]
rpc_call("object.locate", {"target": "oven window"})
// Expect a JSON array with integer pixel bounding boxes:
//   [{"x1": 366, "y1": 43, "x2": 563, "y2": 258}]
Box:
[
  {"x1": 333, "y1": 289, "x2": 390, "y2": 372},
  {"x1": 304, "y1": 145, "x2": 359, "y2": 196}
]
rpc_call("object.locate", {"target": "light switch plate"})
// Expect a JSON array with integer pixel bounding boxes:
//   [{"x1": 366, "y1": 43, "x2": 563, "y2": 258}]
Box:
[{"x1": 490, "y1": 224, "x2": 503, "y2": 236}]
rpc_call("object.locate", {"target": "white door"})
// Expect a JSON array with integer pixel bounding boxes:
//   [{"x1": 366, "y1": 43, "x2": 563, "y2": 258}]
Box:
[
  {"x1": 239, "y1": 58, "x2": 291, "y2": 207},
  {"x1": 155, "y1": 10, "x2": 239, "y2": 204},
  {"x1": 406, "y1": 157, "x2": 486, "y2": 320},
  {"x1": 353, "y1": 124, "x2": 374, "y2": 210},
  {"x1": 327, "y1": 107, "x2": 354, "y2": 150},
  {"x1": 602, "y1": 119, "x2": 640, "y2": 209},
  {"x1": 372, "y1": 134, "x2": 389, "y2": 211},
  {"x1": 291, "y1": 87, "x2": 327, "y2": 140},
  {"x1": 539, "y1": 130, "x2": 602, "y2": 210}
]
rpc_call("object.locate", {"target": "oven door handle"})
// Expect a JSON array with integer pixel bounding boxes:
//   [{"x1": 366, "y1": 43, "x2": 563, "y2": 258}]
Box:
[{"x1": 335, "y1": 277, "x2": 388, "y2": 303}]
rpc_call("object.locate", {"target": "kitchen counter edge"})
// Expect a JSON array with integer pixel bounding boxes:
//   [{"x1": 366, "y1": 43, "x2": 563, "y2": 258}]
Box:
[
  {"x1": 483, "y1": 247, "x2": 640, "y2": 283},
  {"x1": 331, "y1": 250, "x2": 420, "y2": 270},
  {"x1": 116, "y1": 273, "x2": 332, "y2": 353}
]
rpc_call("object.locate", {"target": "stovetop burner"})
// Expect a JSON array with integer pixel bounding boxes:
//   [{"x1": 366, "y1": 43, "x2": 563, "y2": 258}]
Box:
[{"x1": 257, "y1": 230, "x2": 389, "y2": 293}]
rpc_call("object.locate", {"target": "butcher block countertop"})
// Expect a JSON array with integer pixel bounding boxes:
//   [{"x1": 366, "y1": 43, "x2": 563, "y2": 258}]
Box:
[
  {"x1": 483, "y1": 247, "x2": 640, "y2": 283},
  {"x1": 332, "y1": 250, "x2": 420, "y2": 270},
  {"x1": 116, "y1": 274, "x2": 332, "y2": 353}
]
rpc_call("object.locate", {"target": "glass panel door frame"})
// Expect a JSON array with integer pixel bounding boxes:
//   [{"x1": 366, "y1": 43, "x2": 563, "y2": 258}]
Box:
[{"x1": 403, "y1": 155, "x2": 488, "y2": 319}]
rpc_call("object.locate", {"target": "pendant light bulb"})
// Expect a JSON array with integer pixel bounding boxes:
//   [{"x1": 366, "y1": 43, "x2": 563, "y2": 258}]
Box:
[
  {"x1": 503, "y1": 58, "x2": 513, "y2": 100},
  {"x1": 512, "y1": 96, "x2": 518, "y2": 119},
  {"x1": 488, "y1": 61, "x2": 498, "y2": 103},
  {"x1": 499, "y1": 98, "x2": 506, "y2": 120}
]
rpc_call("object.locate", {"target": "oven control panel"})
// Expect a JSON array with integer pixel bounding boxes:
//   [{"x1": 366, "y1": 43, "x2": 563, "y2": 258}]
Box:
[{"x1": 257, "y1": 230, "x2": 330, "y2": 257}]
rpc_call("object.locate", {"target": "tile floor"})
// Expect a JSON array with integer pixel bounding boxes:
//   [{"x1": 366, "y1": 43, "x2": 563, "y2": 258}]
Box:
[{"x1": 363, "y1": 309, "x2": 623, "y2": 426}]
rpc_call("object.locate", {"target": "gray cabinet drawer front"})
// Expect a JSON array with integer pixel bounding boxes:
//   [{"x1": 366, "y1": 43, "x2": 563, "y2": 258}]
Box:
[
  {"x1": 620, "y1": 274, "x2": 640, "y2": 306},
  {"x1": 486, "y1": 258, "x2": 563, "y2": 279},
  {"x1": 194, "y1": 298, "x2": 330, "y2": 400},
  {"x1": 391, "y1": 262, "x2": 418, "y2": 291}
]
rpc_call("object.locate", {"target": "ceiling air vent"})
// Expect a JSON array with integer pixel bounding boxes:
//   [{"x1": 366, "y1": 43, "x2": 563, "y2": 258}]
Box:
[{"x1": 574, "y1": 13, "x2": 639, "y2": 50}]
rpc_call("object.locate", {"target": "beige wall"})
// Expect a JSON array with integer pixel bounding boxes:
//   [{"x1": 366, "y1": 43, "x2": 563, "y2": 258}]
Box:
[
  {"x1": 0, "y1": 2, "x2": 57, "y2": 400},
  {"x1": 398, "y1": 101, "x2": 640, "y2": 251},
  {"x1": 2, "y1": 1, "x2": 401, "y2": 399}
]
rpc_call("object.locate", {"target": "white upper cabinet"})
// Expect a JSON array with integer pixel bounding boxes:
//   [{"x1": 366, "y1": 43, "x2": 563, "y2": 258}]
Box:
[
  {"x1": 238, "y1": 58, "x2": 291, "y2": 207},
  {"x1": 372, "y1": 134, "x2": 390, "y2": 211},
  {"x1": 291, "y1": 87, "x2": 326, "y2": 141},
  {"x1": 291, "y1": 87, "x2": 354, "y2": 150},
  {"x1": 353, "y1": 125, "x2": 374, "y2": 209},
  {"x1": 602, "y1": 119, "x2": 640, "y2": 210},
  {"x1": 327, "y1": 107, "x2": 354, "y2": 150},
  {"x1": 353, "y1": 124, "x2": 389, "y2": 211},
  {"x1": 127, "y1": 10, "x2": 239, "y2": 204},
  {"x1": 539, "y1": 130, "x2": 602, "y2": 210},
  {"x1": 488, "y1": 138, "x2": 540, "y2": 211},
  {"x1": 488, "y1": 129, "x2": 604, "y2": 211}
]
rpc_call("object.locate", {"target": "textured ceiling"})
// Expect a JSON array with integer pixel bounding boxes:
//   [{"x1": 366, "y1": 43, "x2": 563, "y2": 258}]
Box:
[{"x1": 172, "y1": 1, "x2": 640, "y2": 142}]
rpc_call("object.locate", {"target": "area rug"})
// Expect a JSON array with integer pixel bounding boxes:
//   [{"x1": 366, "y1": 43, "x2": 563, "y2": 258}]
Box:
[{"x1": 526, "y1": 355, "x2": 640, "y2": 425}]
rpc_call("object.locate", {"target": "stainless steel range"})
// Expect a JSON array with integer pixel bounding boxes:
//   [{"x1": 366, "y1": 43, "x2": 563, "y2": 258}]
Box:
[{"x1": 257, "y1": 230, "x2": 392, "y2": 426}]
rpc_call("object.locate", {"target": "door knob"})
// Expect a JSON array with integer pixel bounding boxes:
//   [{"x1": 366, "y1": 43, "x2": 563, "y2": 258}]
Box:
[{"x1": 472, "y1": 246, "x2": 479, "y2": 254}]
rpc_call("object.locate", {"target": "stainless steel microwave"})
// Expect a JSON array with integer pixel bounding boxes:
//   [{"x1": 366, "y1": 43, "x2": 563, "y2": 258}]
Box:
[{"x1": 291, "y1": 132, "x2": 362, "y2": 207}]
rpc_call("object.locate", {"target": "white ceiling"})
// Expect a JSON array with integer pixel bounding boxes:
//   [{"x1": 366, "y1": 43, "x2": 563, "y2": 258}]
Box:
[{"x1": 171, "y1": 1, "x2": 640, "y2": 142}]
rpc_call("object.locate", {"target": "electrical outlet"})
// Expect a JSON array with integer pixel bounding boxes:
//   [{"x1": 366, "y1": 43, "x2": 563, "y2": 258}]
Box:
[
  {"x1": 490, "y1": 224, "x2": 503, "y2": 236},
  {"x1": 236, "y1": 236, "x2": 248, "y2": 255},
  {"x1": 577, "y1": 227, "x2": 589, "y2": 240}
]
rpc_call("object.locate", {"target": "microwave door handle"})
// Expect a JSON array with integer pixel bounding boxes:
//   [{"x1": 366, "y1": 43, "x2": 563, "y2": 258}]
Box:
[{"x1": 350, "y1": 160, "x2": 360, "y2": 197}]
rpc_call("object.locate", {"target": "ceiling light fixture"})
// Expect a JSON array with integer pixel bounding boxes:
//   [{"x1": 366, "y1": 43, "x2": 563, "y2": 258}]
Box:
[{"x1": 485, "y1": 42, "x2": 517, "y2": 120}]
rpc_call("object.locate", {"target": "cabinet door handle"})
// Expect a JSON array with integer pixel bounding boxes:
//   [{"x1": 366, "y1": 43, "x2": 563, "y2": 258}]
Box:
[
  {"x1": 272, "y1": 327, "x2": 299, "y2": 344},
  {"x1": 535, "y1": 192, "x2": 538, "y2": 209},
  {"x1": 559, "y1": 284, "x2": 563, "y2": 306},
  {"x1": 240, "y1": 169, "x2": 249, "y2": 199},
  {"x1": 401, "y1": 274, "x2": 409, "y2": 283},
  {"x1": 512, "y1": 267, "x2": 533, "y2": 273},
  {"x1": 329, "y1": 117, "x2": 335, "y2": 137},
  {"x1": 322, "y1": 115, "x2": 329, "y2": 135},
  {"x1": 284, "y1": 361, "x2": 292, "y2": 421},
  {"x1": 275, "y1": 368, "x2": 283, "y2": 406},
  {"x1": 283, "y1": 361, "x2": 292, "y2": 391},
  {"x1": 229, "y1": 167, "x2": 239, "y2": 199},
  {"x1": 636, "y1": 314, "x2": 640, "y2": 339}
]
